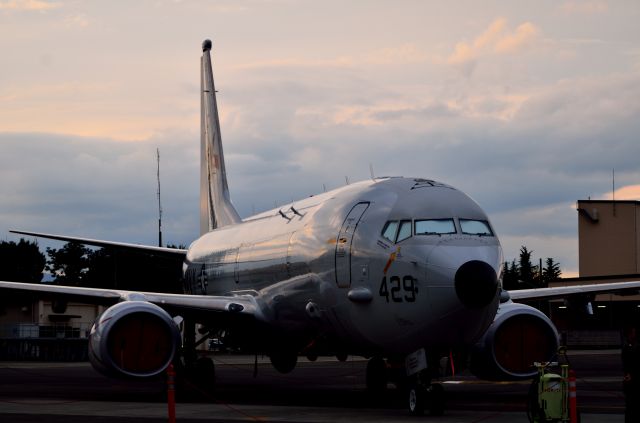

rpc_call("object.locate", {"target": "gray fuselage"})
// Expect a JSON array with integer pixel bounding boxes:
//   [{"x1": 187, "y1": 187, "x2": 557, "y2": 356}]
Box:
[{"x1": 184, "y1": 177, "x2": 503, "y2": 356}]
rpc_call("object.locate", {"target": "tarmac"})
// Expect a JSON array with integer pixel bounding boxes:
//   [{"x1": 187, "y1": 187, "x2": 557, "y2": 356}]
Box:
[{"x1": 0, "y1": 350, "x2": 628, "y2": 422}]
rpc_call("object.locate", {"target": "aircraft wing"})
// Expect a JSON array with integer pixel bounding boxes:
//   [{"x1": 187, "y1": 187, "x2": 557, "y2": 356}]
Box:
[
  {"x1": 508, "y1": 280, "x2": 640, "y2": 301},
  {"x1": 10, "y1": 230, "x2": 187, "y2": 258},
  {"x1": 0, "y1": 280, "x2": 260, "y2": 321}
]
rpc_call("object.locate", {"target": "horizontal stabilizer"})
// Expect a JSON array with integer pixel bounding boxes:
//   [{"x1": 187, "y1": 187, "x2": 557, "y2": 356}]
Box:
[{"x1": 11, "y1": 230, "x2": 187, "y2": 258}]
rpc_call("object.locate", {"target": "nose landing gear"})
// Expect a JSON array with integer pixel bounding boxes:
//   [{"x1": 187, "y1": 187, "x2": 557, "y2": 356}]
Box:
[
  {"x1": 408, "y1": 378, "x2": 445, "y2": 416},
  {"x1": 405, "y1": 348, "x2": 445, "y2": 416},
  {"x1": 366, "y1": 351, "x2": 447, "y2": 416}
]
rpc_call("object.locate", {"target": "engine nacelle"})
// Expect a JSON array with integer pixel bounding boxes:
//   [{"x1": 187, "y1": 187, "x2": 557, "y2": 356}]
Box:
[
  {"x1": 88, "y1": 301, "x2": 180, "y2": 378},
  {"x1": 470, "y1": 301, "x2": 559, "y2": 380}
]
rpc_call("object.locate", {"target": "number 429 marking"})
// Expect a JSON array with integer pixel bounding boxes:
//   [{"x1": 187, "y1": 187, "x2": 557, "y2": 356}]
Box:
[{"x1": 379, "y1": 275, "x2": 418, "y2": 303}]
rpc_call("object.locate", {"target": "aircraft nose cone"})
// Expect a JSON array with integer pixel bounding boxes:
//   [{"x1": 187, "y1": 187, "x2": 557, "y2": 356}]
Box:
[{"x1": 454, "y1": 260, "x2": 498, "y2": 308}]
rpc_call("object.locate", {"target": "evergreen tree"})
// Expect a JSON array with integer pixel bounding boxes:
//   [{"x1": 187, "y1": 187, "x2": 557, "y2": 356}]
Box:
[
  {"x1": 542, "y1": 257, "x2": 562, "y2": 283},
  {"x1": 518, "y1": 246, "x2": 536, "y2": 288},
  {"x1": 502, "y1": 260, "x2": 519, "y2": 290}
]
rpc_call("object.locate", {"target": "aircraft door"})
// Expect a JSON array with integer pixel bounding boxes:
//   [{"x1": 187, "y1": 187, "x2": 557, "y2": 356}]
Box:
[{"x1": 335, "y1": 202, "x2": 370, "y2": 288}]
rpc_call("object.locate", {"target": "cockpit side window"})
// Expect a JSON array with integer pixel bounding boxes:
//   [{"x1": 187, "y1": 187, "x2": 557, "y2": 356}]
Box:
[
  {"x1": 381, "y1": 221, "x2": 399, "y2": 242},
  {"x1": 396, "y1": 220, "x2": 412, "y2": 242},
  {"x1": 415, "y1": 219, "x2": 457, "y2": 235},
  {"x1": 459, "y1": 219, "x2": 493, "y2": 236}
]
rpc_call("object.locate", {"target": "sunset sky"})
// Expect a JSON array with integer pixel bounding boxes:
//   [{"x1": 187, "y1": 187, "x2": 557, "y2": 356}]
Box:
[{"x1": 2, "y1": 0, "x2": 640, "y2": 276}]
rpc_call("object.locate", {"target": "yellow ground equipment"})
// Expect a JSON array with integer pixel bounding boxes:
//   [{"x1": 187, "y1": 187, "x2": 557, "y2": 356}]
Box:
[{"x1": 526, "y1": 362, "x2": 572, "y2": 423}]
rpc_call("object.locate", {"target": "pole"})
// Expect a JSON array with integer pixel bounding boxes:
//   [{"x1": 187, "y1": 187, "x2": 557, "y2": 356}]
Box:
[
  {"x1": 568, "y1": 369, "x2": 577, "y2": 423},
  {"x1": 157, "y1": 148, "x2": 163, "y2": 247},
  {"x1": 167, "y1": 363, "x2": 176, "y2": 423}
]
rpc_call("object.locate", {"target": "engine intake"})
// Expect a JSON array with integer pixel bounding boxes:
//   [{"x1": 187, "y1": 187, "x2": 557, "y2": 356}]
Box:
[
  {"x1": 89, "y1": 301, "x2": 180, "y2": 378},
  {"x1": 470, "y1": 302, "x2": 559, "y2": 380}
]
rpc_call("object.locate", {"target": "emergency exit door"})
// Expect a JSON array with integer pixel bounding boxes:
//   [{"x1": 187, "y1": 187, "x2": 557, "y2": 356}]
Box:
[{"x1": 335, "y1": 202, "x2": 369, "y2": 288}]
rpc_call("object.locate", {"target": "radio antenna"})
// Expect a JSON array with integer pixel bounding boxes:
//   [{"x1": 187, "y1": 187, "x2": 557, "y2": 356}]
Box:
[
  {"x1": 612, "y1": 168, "x2": 616, "y2": 217},
  {"x1": 157, "y1": 148, "x2": 163, "y2": 247}
]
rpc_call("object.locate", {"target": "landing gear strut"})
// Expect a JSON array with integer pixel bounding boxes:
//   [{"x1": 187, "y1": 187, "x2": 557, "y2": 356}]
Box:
[{"x1": 178, "y1": 320, "x2": 216, "y2": 393}]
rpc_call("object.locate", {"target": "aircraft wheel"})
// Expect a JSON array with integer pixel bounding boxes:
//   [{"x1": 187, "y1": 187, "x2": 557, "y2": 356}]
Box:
[
  {"x1": 193, "y1": 357, "x2": 216, "y2": 389},
  {"x1": 428, "y1": 383, "x2": 445, "y2": 416},
  {"x1": 366, "y1": 357, "x2": 387, "y2": 393},
  {"x1": 408, "y1": 385, "x2": 426, "y2": 416},
  {"x1": 269, "y1": 353, "x2": 297, "y2": 374},
  {"x1": 176, "y1": 356, "x2": 215, "y2": 398}
]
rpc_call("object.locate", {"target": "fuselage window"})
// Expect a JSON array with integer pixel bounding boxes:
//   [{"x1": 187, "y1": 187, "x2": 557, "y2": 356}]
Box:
[
  {"x1": 381, "y1": 221, "x2": 399, "y2": 242},
  {"x1": 415, "y1": 219, "x2": 456, "y2": 235},
  {"x1": 459, "y1": 219, "x2": 493, "y2": 236},
  {"x1": 396, "y1": 220, "x2": 412, "y2": 242}
]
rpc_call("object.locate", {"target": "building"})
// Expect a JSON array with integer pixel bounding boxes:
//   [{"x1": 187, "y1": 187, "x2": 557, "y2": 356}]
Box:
[
  {"x1": 0, "y1": 298, "x2": 101, "y2": 361},
  {"x1": 548, "y1": 200, "x2": 640, "y2": 347}
]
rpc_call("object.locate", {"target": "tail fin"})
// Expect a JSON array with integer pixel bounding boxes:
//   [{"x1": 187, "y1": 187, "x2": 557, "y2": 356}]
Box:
[{"x1": 200, "y1": 39, "x2": 241, "y2": 234}]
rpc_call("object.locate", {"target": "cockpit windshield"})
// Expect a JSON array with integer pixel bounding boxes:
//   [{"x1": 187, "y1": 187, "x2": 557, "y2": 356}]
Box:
[
  {"x1": 415, "y1": 219, "x2": 456, "y2": 235},
  {"x1": 459, "y1": 219, "x2": 493, "y2": 236},
  {"x1": 381, "y1": 220, "x2": 413, "y2": 243},
  {"x1": 381, "y1": 221, "x2": 399, "y2": 242}
]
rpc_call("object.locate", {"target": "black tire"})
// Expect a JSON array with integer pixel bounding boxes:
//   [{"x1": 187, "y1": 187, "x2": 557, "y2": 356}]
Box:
[
  {"x1": 269, "y1": 353, "x2": 297, "y2": 374},
  {"x1": 526, "y1": 378, "x2": 539, "y2": 423},
  {"x1": 366, "y1": 357, "x2": 387, "y2": 393},
  {"x1": 408, "y1": 386, "x2": 425, "y2": 416},
  {"x1": 194, "y1": 357, "x2": 216, "y2": 388},
  {"x1": 428, "y1": 383, "x2": 445, "y2": 416}
]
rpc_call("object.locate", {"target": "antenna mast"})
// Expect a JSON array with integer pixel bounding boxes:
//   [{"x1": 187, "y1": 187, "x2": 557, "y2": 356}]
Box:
[
  {"x1": 157, "y1": 148, "x2": 163, "y2": 247},
  {"x1": 612, "y1": 168, "x2": 616, "y2": 217}
]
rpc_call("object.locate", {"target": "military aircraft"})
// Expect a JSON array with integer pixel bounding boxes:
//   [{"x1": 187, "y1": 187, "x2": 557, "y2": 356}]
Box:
[{"x1": 2, "y1": 39, "x2": 640, "y2": 415}]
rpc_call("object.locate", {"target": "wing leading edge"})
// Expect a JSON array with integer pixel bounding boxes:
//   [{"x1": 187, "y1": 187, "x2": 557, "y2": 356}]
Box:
[
  {"x1": 508, "y1": 280, "x2": 640, "y2": 301},
  {"x1": 0, "y1": 280, "x2": 261, "y2": 321}
]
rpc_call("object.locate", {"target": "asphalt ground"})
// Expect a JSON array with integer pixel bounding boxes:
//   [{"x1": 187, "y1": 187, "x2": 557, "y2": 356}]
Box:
[{"x1": 0, "y1": 350, "x2": 627, "y2": 422}]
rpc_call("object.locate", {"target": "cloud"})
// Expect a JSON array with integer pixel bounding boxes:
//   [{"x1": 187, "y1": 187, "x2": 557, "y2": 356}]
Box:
[
  {"x1": 0, "y1": 0, "x2": 60, "y2": 10},
  {"x1": 494, "y1": 22, "x2": 539, "y2": 54},
  {"x1": 600, "y1": 184, "x2": 640, "y2": 201},
  {"x1": 64, "y1": 13, "x2": 89, "y2": 28},
  {"x1": 3, "y1": 70, "x2": 639, "y2": 278},
  {"x1": 364, "y1": 44, "x2": 429, "y2": 65},
  {"x1": 445, "y1": 18, "x2": 540, "y2": 72},
  {"x1": 0, "y1": 132, "x2": 199, "y2": 249}
]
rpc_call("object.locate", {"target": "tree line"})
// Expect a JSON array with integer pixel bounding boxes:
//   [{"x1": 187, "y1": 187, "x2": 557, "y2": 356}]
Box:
[
  {"x1": 1, "y1": 239, "x2": 562, "y2": 293},
  {"x1": 503, "y1": 246, "x2": 561, "y2": 291},
  {"x1": 0, "y1": 239, "x2": 183, "y2": 293}
]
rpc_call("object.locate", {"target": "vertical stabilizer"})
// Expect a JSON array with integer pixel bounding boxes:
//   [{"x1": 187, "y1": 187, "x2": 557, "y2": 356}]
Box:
[{"x1": 200, "y1": 39, "x2": 241, "y2": 235}]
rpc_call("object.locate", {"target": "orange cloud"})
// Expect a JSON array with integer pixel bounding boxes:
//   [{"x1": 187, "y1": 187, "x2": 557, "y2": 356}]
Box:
[
  {"x1": 446, "y1": 18, "x2": 540, "y2": 66},
  {"x1": 447, "y1": 41, "x2": 475, "y2": 66},
  {"x1": 606, "y1": 184, "x2": 640, "y2": 201},
  {"x1": 0, "y1": 0, "x2": 59, "y2": 10},
  {"x1": 473, "y1": 18, "x2": 507, "y2": 49},
  {"x1": 494, "y1": 22, "x2": 539, "y2": 54}
]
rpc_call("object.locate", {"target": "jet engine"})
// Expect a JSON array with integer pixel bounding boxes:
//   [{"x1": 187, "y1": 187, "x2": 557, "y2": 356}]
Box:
[
  {"x1": 88, "y1": 301, "x2": 180, "y2": 378},
  {"x1": 470, "y1": 301, "x2": 559, "y2": 380}
]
